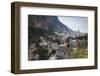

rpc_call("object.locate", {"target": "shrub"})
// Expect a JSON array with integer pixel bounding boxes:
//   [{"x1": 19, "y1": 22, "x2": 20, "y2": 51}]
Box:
[
  {"x1": 70, "y1": 48, "x2": 88, "y2": 58},
  {"x1": 36, "y1": 47, "x2": 49, "y2": 60}
]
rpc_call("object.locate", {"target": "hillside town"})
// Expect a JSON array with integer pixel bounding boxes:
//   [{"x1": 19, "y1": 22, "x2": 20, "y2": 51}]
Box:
[
  {"x1": 28, "y1": 15, "x2": 88, "y2": 61},
  {"x1": 28, "y1": 29, "x2": 87, "y2": 60}
]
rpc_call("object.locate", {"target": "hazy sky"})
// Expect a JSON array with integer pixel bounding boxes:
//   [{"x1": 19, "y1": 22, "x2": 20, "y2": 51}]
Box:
[{"x1": 58, "y1": 16, "x2": 88, "y2": 33}]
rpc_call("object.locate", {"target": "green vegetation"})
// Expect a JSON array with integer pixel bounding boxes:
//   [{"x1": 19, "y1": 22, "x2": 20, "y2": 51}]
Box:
[
  {"x1": 70, "y1": 48, "x2": 88, "y2": 58},
  {"x1": 69, "y1": 34, "x2": 88, "y2": 58},
  {"x1": 36, "y1": 47, "x2": 49, "y2": 60},
  {"x1": 76, "y1": 33, "x2": 88, "y2": 48}
]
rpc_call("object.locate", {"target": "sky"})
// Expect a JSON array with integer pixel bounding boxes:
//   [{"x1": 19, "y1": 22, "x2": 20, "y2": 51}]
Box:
[{"x1": 58, "y1": 16, "x2": 88, "y2": 33}]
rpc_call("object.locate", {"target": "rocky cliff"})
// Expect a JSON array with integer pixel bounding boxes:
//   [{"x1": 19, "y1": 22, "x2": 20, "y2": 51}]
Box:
[
  {"x1": 28, "y1": 15, "x2": 73, "y2": 33},
  {"x1": 28, "y1": 15, "x2": 85, "y2": 40}
]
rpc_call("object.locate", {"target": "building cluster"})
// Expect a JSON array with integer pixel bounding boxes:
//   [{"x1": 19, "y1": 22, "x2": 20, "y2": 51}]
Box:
[{"x1": 29, "y1": 34, "x2": 81, "y2": 60}]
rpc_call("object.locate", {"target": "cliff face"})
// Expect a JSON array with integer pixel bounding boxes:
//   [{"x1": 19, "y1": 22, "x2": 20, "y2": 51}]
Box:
[
  {"x1": 28, "y1": 15, "x2": 52, "y2": 30},
  {"x1": 28, "y1": 15, "x2": 73, "y2": 33},
  {"x1": 28, "y1": 15, "x2": 85, "y2": 39}
]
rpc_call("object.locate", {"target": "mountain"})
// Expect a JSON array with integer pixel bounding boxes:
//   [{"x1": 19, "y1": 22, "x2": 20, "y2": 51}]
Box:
[
  {"x1": 28, "y1": 15, "x2": 73, "y2": 33},
  {"x1": 47, "y1": 16, "x2": 73, "y2": 33},
  {"x1": 28, "y1": 15, "x2": 84, "y2": 38}
]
